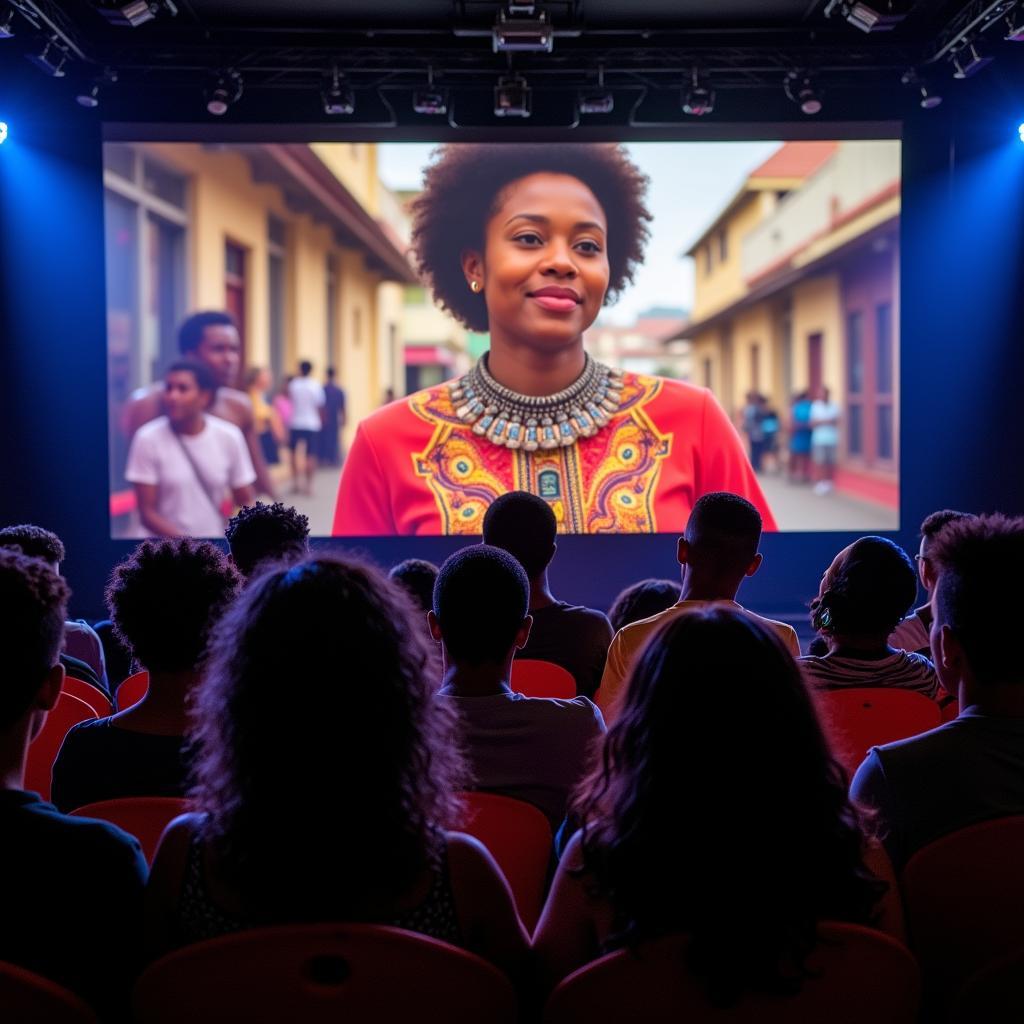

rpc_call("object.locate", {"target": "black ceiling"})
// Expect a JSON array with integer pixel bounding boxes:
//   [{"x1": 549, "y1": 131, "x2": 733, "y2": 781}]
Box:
[{"x1": 1, "y1": 0, "x2": 1021, "y2": 126}]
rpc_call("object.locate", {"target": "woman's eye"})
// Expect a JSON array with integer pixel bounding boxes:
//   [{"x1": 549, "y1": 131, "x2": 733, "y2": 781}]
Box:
[
  {"x1": 576, "y1": 240, "x2": 602, "y2": 255},
  {"x1": 514, "y1": 232, "x2": 543, "y2": 245}
]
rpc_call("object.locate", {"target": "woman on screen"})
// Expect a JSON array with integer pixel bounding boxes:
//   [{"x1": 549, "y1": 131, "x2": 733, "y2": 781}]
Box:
[{"x1": 332, "y1": 144, "x2": 775, "y2": 535}]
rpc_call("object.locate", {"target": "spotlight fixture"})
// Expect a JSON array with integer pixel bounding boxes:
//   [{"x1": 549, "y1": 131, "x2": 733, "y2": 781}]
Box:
[
  {"x1": 1019, "y1": 122, "x2": 1024, "y2": 143},
  {"x1": 494, "y1": 74, "x2": 531, "y2": 118},
  {"x1": 681, "y1": 69, "x2": 714, "y2": 116},
  {"x1": 579, "y1": 66, "x2": 613, "y2": 114},
  {"x1": 1006, "y1": 13, "x2": 1024, "y2": 41},
  {"x1": 91, "y1": 1, "x2": 178, "y2": 28},
  {"x1": 76, "y1": 68, "x2": 117, "y2": 109},
  {"x1": 413, "y1": 67, "x2": 446, "y2": 115},
  {"x1": 0, "y1": 8, "x2": 15, "y2": 39},
  {"x1": 823, "y1": 0, "x2": 908, "y2": 32},
  {"x1": 0, "y1": 121, "x2": 7, "y2": 145},
  {"x1": 492, "y1": 3, "x2": 553, "y2": 53},
  {"x1": 26, "y1": 40, "x2": 67, "y2": 78},
  {"x1": 322, "y1": 67, "x2": 354, "y2": 115},
  {"x1": 206, "y1": 70, "x2": 242, "y2": 116},
  {"x1": 784, "y1": 72, "x2": 822, "y2": 115},
  {"x1": 900, "y1": 69, "x2": 942, "y2": 110},
  {"x1": 951, "y1": 41, "x2": 993, "y2": 79}
]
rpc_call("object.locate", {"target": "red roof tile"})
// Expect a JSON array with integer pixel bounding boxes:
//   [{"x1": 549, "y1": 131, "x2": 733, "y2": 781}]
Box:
[{"x1": 749, "y1": 141, "x2": 839, "y2": 181}]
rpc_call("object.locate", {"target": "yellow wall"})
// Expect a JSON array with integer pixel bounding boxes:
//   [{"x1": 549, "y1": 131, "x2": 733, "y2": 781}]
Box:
[
  {"x1": 790, "y1": 274, "x2": 842, "y2": 394},
  {"x1": 691, "y1": 192, "x2": 773, "y2": 322},
  {"x1": 730, "y1": 304, "x2": 775, "y2": 412},
  {"x1": 310, "y1": 143, "x2": 380, "y2": 216}
]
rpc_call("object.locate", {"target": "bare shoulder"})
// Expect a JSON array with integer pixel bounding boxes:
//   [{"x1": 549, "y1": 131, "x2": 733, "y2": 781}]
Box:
[{"x1": 216, "y1": 387, "x2": 254, "y2": 426}]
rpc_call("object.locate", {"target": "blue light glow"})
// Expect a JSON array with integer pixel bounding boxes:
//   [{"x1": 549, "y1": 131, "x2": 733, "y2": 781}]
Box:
[
  {"x1": 0, "y1": 122, "x2": 7, "y2": 145},
  {"x1": 1019, "y1": 122, "x2": 1024, "y2": 143}
]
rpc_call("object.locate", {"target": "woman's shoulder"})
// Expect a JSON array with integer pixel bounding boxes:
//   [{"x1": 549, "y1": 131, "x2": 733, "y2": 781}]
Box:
[
  {"x1": 619, "y1": 371, "x2": 709, "y2": 414},
  {"x1": 357, "y1": 383, "x2": 459, "y2": 439}
]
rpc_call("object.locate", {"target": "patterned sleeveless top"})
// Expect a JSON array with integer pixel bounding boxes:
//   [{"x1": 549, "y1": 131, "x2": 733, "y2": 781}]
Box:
[{"x1": 177, "y1": 831, "x2": 462, "y2": 947}]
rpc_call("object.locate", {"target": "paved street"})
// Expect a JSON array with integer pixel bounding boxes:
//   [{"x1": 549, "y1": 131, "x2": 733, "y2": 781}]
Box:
[
  {"x1": 758, "y1": 473, "x2": 898, "y2": 532},
  {"x1": 269, "y1": 465, "x2": 343, "y2": 536}
]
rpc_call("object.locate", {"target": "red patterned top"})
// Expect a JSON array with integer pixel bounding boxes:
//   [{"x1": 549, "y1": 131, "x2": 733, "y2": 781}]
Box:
[{"x1": 331, "y1": 372, "x2": 776, "y2": 535}]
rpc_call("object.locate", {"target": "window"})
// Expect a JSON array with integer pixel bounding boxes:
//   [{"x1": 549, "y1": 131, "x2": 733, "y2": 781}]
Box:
[
  {"x1": 268, "y1": 216, "x2": 286, "y2": 385},
  {"x1": 876, "y1": 302, "x2": 895, "y2": 461},
  {"x1": 703, "y1": 357, "x2": 713, "y2": 390},
  {"x1": 326, "y1": 253, "x2": 338, "y2": 369},
  {"x1": 225, "y1": 241, "x2": 247, "y2": 351},
  {"x1": 848, "y1": 405, "x2": 863, "y2": 456},
  {"x1": 750, "y1": 344, "x2": 760, "y2": 392},
  {"x1": 718, "y1": 230, "x2": 728, "y2": 262},
  {"x1": 847, "y1": 311, "x2": 864, "y2": 394},
  {"x1": 353, "y1": 307, "x2": 362, "y2": 347},
  {"x1": 703, "y1": 245, "x2": 712, "y2": 275}
]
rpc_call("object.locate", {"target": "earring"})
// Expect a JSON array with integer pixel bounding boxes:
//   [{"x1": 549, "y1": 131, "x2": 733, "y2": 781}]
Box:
[{"x1": 470, "y1": 280, "x2": 481, "y2": 293}]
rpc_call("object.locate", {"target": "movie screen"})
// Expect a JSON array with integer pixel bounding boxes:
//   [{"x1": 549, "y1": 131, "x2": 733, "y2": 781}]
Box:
[{"x1": 104, "y1": 139, "x2": 900, "y2": 537}]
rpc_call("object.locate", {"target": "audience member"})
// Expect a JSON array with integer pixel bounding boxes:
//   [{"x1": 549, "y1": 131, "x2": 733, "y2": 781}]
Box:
[
  {"x1": 889, "y1": 509, "x2": 975, "y2": 656},
  {"x1": 482, "y1": 492, "x2": 613, "y2": 698},
  {"x1": 390, "y1": 558, "x2": 444, "y2": 686},
  {"x1": 852, "y1": 514, "x2": 1024, "y2": 868},
  {"x1": 51, "y1": 539, "x2": 240, "y2": 812},
  {"x1": 600, "y1": 492, "x2": 799, "y2": 719},
  {"x1": 607, "y1": 578, "x2": 680, "y2": 633},
  {"x1": 288, "y1": 360, "x2": 325, "y2": 496},
  {"x1": 225, "y1": 501, "x2": 310, "y2": 579},
  {"x1": 801, "y1": 536, "x2": 941, "y2": 699},
  {"x1": 0, "y1": 524, "x2": 108, "y2": 694},
  {"x1": 431, "y1": 546, "x2": 604, "y2": 832},
  {"x1": 0, "y1": 550, "x2": 146, "y2": 1016},
  {"x1": 533, "y1": 606, "x2": 903, "y2": 999},
  {"x1": 145, "y1": 555, "x2": 527, "y2": 977}
]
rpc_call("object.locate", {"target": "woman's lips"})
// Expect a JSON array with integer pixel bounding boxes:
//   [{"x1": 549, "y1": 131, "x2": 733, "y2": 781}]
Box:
[{"x1": 530, "y1": 294, "x2": 579, "y2": 313}]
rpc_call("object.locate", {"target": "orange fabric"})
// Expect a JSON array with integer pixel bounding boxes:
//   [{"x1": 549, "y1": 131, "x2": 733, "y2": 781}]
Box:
[
  {"x1": 332, "y1": 373, "x2": 776, "y2": 536},
  {"x1": 598, "y1": 600, "x2": 801, "y2": 724}
]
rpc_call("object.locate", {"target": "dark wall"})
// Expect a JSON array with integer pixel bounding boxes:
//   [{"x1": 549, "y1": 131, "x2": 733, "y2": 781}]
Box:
[{"x1": 2, "y1": 57, "x2": 1023, "y2": 622}]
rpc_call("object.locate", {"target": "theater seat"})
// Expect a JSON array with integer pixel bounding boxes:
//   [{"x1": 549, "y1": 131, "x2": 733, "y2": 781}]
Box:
[
  {"x1": 115, "y1": 670, "x2": 149, "y2": 712},
  {"x1": 0, "y1": 960, "x2": 98, "y2": 1023},
  {"x1": 455, "y1": 791, "x2": 552, "y2": 931},
  {"x1": 70, "y1": 797, "x2": 188, "y2": 865},
  {"x1": 950, "y1": 946, "x2": 1024, "y2": 1023},
  {"x1": 133, "y1": 923, "x2": 516, "y2": 1024},
  {"x1": 24, "y1": 692, "x2": 97, "y2": 803},
  {"x1": 62, "y1": 677, "x2": 112, "y2": 719},
  {"x1": 511, "y1": 659, "x2": 577, "y2": 699},
  {"x1": 543, "y1": 923, "x2": 920, "y2": 1024},
  {"x1": 817, "y1": 688, "x2": 941, "y2": 777},
  {"x1": 901, "y1": 816, "x2": 1024, "y2": 1007}
]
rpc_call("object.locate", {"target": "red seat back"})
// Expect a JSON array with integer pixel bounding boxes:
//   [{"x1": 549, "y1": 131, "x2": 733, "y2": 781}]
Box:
[
  {"x1": 950, "y1": 945, "x2": 1024, "y2": 1023},
  {"x1": 62, "y1": 677, "x2": 112, "y2": 719},
  {"x1": 941, "y1": 699, "x2": 960, "y2": 723},
  {"x1": 133, "y1": 923, "x2": 516, "y2": 1024},
  {"x1": 70, "y1": 797, "x2": 189, "y2": 865},
  {"x1": 511, "y1": 659, "x2": 576, "y2": 699},
  {"x1": 25, "y1": 692, "x2": 97, "y2": 802},
  {"x1": 544, "y1": 924, "x2": 920, "y2": 1024},
  {"x1": 817, "y1": 687, "x2": 941, "y2": 777},
  {"x1": 902, "y1": 816, "x2": 1024, "y2": 1004},
  {"x1": 0, "y1": 959, "x2": 98, "y2": 1024},
  {"x1": 115, "y1": 670, "x2": 149, "y2": 712},
  {"x1": 455, "y1": 791, "x2": 552, "y2": 931}
]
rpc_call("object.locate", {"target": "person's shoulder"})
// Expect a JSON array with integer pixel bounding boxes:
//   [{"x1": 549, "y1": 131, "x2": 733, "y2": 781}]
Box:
[
  {"x1": 747, "y1": 610, "x2": 799, "y2": 642},
  {"x1": 205, "y1": 413, "x2": 248, "y2": 443},
  {"x1": 133, "y1": 415, "x2": 172, "y2": 441},
  {"x1": 616, "y1": 603, "x2": 679, "y2": 644},
  {"x1": 362, "y1": 383, "x2": 452, "y2": 435},
  {"x1": 543, "y1": 603, "x2": 611, "y2": 631},
  {"x1": 514, "y1": 693, "x2": 603, "y2": 724},
  {"x1": 870, "y1": 718, "x2": 960, "y2": 774},
  {"x1": 20, "y1": 795, "x2": 144, "y2": 857},
  {"x1": 620, "y1": 372, "x2": 706, "y2": 410}
]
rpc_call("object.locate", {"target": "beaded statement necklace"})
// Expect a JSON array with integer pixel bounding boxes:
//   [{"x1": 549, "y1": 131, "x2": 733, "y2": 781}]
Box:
[{"x1": 448, "y1": 353, "x2": 624, "y2": 451}]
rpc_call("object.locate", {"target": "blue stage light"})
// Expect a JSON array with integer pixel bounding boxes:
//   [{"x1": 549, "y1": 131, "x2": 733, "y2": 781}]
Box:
[
  {"x1": 1018, "y1": 122, "x2": 1024, "y2": 143},
  {"x1": 0, "y1": 122, "x2": 7, "y2": 145}
]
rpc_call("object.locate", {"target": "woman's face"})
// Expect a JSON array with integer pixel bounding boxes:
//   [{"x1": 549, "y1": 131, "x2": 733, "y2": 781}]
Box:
[{"x1": 464, "y1": 172, "x2": 610, "y2": 352}]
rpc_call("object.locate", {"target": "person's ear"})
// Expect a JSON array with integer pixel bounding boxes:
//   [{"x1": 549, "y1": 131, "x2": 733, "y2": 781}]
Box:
[
  {"x1": 37, "y1": 663, "x2": 64, "y2": 712},
  {"x1": 514, "y1": 614, "x2": 533, "y2": 651},
  {"x1": 427, "y1": 609, "x2": 443, "y2": 644},
  {"x1": 936, "y1": 623, "x2": 964, "y2": 677},
  {"x1": 460, "y1": 248, "x2": 485, "y2": 293},
  {"x1": 745, "y1": 552, "x2": 764, "y2": 578},
  {"x1": 677, "y1": 537, "x2": 690, "y2": 566},
  {"x1": 921, "y1": 558, "x2": 937, "y2": 593}
]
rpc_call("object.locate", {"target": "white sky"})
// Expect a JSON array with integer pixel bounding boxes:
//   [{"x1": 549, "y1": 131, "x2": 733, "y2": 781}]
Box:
[{"x1": 377, "y1": 141, "x2": 780, "y2": 325}]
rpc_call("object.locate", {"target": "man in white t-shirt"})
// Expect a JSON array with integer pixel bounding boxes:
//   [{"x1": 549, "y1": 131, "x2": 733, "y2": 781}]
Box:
[
  {"x1": 125, "y1": 360, "x2": 256, "y2": 538},
  {"x1": 287, "y1": 361, "x2": 326, "y2": 496},
  {"x1": 809, "y1": 386, "x2": 840, "y2": 495}
]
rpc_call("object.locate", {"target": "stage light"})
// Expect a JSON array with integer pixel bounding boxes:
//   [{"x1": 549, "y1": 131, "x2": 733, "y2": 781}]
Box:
[
  {"x1": 1007, "y1": 14, "x2": 1024, "y2": 41},
  {"x1": 206, "y1": 70, "x2": 242, "y2": 116},
  {"x1": 91, "y1": 1, "x2": 177, "y2": 28},
  {"x1": 494, "y1": 74, "x2": 531, "y2": 118},
  {"x1": 824, "y1": 0, "x2": 908, "y2": 32},
  {"x1": 579, "y1": 67, "x2": 613, "y2": 114},
  {"x1": 413, "y1": 67, "x2": 446, "y2": 115},
  {"x1": 0, "y1": 8, "x2": 15, "y2": 39},
  {"x1": 76, "y1": 84, "x2": 100, "y2": 108},
  {"x1": 1018, "y1": 122, "x2": 1024, "y2": 143},
  {"x1": 951, "y1": 42, "x2": 993, "y2": 80},
  {"x1": 26, "y1": 40, "x2": 67, "y2": 78},
  {"x1": 785, "y1": 72, "x2": 822, "y2": 115},
  {"x1": 0, "y1": 122, "x2": 7, "y2": 145},
  {"x1": 901, "y1": 70, "x2": 942, "y2": 110},
  {"x1": 681, "y1": 69, "x2": 714, "y2": 116},
  {"x1": 492, "y1": 4, "x2": 553, "y2": 53},
  {"x1": 322, "y1": 67, "x2": 354, "y2": 115}
]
